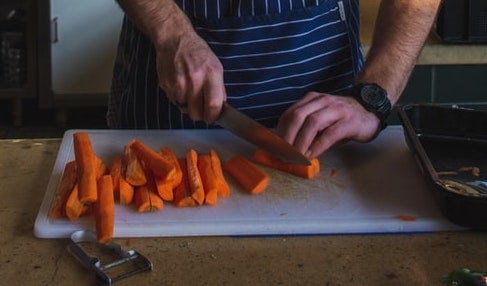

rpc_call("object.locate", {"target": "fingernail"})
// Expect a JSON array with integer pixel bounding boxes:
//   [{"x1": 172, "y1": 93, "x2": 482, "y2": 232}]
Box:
[{"x1": 305, "y1": 150, "x2": 312, "y2": 158}]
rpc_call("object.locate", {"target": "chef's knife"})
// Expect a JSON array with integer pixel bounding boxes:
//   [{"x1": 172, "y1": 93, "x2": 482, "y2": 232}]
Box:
[{"x1": 216, "y1": 102, "x2": 311, "y2": 165}]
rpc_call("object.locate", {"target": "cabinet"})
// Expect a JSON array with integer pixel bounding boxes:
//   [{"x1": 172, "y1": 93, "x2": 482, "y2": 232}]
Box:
[
  {"x1": 0, "y1": 0, "x2": 38, "y2": 126},
  {"x1": 46, "y1": 0, "x2": 123, "y2": 106},
  {"x1": 1, "y1": 0, "x2": 123, "y2": 126}
]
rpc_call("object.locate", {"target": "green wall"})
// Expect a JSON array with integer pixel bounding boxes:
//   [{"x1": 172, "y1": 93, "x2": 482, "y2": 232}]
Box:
[{"x1": 389, "y1": 65, "x2": 487, "y2": 124}]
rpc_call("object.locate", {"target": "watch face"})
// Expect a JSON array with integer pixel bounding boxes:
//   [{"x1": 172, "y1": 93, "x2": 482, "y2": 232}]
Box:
[{"x1": 362, "y1": 85, "x2": 387, "y2": 106}]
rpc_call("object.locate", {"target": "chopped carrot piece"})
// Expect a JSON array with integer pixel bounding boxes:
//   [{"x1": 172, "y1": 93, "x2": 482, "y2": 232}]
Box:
[
  {"x1": 95, "y1": 156, "x2": 108, "y2": 178},
  {"x1": 198, "y1": 154, "x2": 219, "y2": 206},
  {"x1": 49, "y1": 160, "x2": 77, "y2": 219},
  {"x1": 251, "y1": 149, "x2": 320, "y2": 179},
  {"x1": 154, "y1": 147, "x2": 184, "y2": 201},
  {"x1": 160, "y1": 147, "x2": 183, "y2": 188},
  {"x1": 134, "y1": 184, "x2": 164, "y2": 212},
  {"x1": 109, "y1": 155, "x2": 123, "y2": 195},
  {"x1": 186, "y1": 149, "x2": 205, "y2": 205},
  {"x1": 124, "y1": 144, "x2": 147, "y2": 186},
  {"x1": 73, "y1": 132, "x2": 98, "y2": 204},
  {"x1": 118, "y1": 177, "x2": 134, "y2": 205},
  {"x1": 65, "y1": 184, "x2": 85, "y2": 221},
  {"x1": 154, "y1": 175, "x2": 173, "y2": 201},
  {"x1": 173, "y1": 159, "x2": 197, "y2": 207},
  {"x1": 223, "y1": 155, "x2": 269, "y2": 194},
  {"x1": 129, "y1": 140, "x2": 175, "y2": 181},
  {"x1": 95, "y1": 175, "x2": 115, "y2": 243},
  {"x1": 209, "y1": 149, "x2": 231, "y2": 197}
]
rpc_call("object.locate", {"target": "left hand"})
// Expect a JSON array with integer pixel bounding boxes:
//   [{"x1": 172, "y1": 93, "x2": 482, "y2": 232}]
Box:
[{"x1": 276, "y1": 91, "x2": 382, "y2": 158}]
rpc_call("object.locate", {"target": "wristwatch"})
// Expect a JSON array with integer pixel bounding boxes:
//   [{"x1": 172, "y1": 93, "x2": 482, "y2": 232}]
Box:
[{"x1": 351, "y1": 83, "x2": 392, "y2": 130}]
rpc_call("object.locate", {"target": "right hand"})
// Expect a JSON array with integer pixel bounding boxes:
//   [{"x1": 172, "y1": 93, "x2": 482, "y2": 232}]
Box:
[{"x1": 153, "y1": 11, "x2": 226, "y2": 123}]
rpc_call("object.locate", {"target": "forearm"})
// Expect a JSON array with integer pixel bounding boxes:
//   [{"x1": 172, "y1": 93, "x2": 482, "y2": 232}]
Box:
[
  {"x1": 357, "y1": 0, "x2": 442, "y2": 104},
  {"x1": 116, "y1": 0, "x2": 195, "y2": 46}
]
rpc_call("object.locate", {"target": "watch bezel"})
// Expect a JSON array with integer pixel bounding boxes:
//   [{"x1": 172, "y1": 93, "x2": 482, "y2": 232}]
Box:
[{"x1": 352, "y1": 82, "x2": 392, "y2": 124}]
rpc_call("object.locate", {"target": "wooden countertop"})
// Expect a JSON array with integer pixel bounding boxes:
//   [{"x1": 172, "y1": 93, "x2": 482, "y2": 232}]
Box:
[
  {"x1": 1, "y1": 138, "x2": 486, "y2": 285},
  {"x1": 361, "y1": 1, "x2": 487, "y2": 65}
]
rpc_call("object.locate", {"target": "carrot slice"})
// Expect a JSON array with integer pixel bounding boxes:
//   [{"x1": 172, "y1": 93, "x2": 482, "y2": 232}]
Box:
[
  {"x1": 109, "y1": 155, "x2": 123, "y2": 195},
  {"x1": 223, "y1": 155, "x2": 269, "y2": 194},
  {"x1": 65, "y1": 184, "x2": 85, "y2": 221},
  {"x1": 118, "y1": 177, "x2": 134, "y2": 205},
  {"x1": 186, "y1": 149, "x2": 205, "y2": 205},
  {"x1": 154, "y1": 147, "x2": 184, "y2": 201},
  {"x1": 95, "y1": 175, "x2": 115, "y2": 244},
  {"x1": 160, "y1": 147, "x2": 183, "y2": 188},
  {"x1": 73, "y1": 132, "x2": 98, "y2": 204},
  {"x1": 173, "y1": 159, "x2": 197, "y2": 207},
  {"x1": 134, "y1": 184, "x2": 164, "y2": 212},
  {"x1": 209, "y1": 149, "x2": 231, "y2": 197},
  {"x1": 49, "y1": 160, "x2": 77, "y2": 219},
  {"x1": 124, "y1": 143, "x2": 147, "y2": 186},
  {"x1": 154, "y1": 175, "x2": 173, "y2": 201},
  {"x1": 95, "y1": 156, "x2": 108, "y2": 178},
  {"x1": 129, "y1": 140, "x2": 175, "y2": 181},
  {"x1": 198, "y1": 154, "x2": 218, "y2": 206},
  {"x1": 251, "y1": 149, "x2": 320, "y2": 179}
]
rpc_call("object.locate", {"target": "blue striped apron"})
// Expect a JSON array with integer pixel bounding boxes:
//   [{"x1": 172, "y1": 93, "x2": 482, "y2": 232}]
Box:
[{"x1": 107, "y1": 0, "x2": 363, "y2": 129}]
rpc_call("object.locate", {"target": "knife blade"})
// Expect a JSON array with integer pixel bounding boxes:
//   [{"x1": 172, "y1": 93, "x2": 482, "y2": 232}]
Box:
[{"x1": 216, "y1": 102, "x2": 311, "y2": 165}]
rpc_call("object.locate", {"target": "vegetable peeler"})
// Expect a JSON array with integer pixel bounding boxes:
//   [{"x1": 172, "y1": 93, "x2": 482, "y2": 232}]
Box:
[{"x1": 67, "y1": 230, "x2": 153, "y2": 285}]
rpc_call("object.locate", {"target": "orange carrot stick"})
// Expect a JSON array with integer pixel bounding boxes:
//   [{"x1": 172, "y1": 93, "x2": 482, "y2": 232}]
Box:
[
  {"x1": 129, "y1": 140, "x2": 175, "y2": 181},
  {"x1": 109, "y1": 155, "x2": 123, "y2": 195},
  {"x1": 186, "y1": 149, "x2": 205, "y2": 205},
  {"x1": 95, "y1": 156, "x2": 108, "y2": 178},
  {"x1": 198, "y1": 154, "x2": 219, "y2": 206},
  {"x1": 73, "y1": 132, "x2": 98, "y2": 203},
  {"x1": 154, "y1": 175, "x2": 173, "y2": 201},
  {"x1": 134, "y1": 184, "x2": 164, "y2": 212},
  {"x1": 118, "y1": 177, "x2": 134, "y2": 205},
  {"x1": 173, "y1": 159, "x2": 197, "y2": 207},
  {"x1": 65, "y1": 184, "x2": 85, "y2": 221},
  {"x1": 153, "y1": 147, "x2": 184, "y2": 201},
  {"x1": 223, "y1": 155, "x2": 269, "y2": 195},
  {"x1": 209, "y1": 149, "x2": 231, "y2": 197},
  {"x1": 160, "y1": 147, "x2": 183, "y2": 187},
  {"x1": 124, "y1": 144, "x2": 147, "y2": 186},
  {"x1": 251, "y1": 149, "x2": 320, "y2": 179},
  {"x1": 95, "y1": 175, "x2": 115, "y2": 243},
  {"x1": 49, "y1": 160, "x2": 77, "y2": 219}
]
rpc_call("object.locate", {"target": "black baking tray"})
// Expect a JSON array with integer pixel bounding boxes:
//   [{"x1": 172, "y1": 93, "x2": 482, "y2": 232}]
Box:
[{"x1": 397, "y1": 104, "x2": 487, "y2": 229}]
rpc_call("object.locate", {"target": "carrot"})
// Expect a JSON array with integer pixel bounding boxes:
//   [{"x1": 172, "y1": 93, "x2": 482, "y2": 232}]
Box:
[
  {"x1": 129, "y1": 140, "x2": 175, "y2": 181},
  {"x1": 173, "y1": 159, "x2": 197, "y2": 207},
  {"x1": 198, "y1": 154, "x2": 219, "y2": 206},
  {"x1": 124, "y1": 143, "x2": 147, "y2": 186},
  {"x1": 49, "y1": 160, "x2": 77, "y2": 219},
  {"x1": 95, "y1": 156, "x2": 108, "y2": 178},
  {"x1": 223, "y1": 155, "x2": 269, "y2": 194},
  {"x1": 134, "y1": 184, "x2": 164, "y2": 212},
  {"x1": 118, "y1": 177, "x2": 134, "y2": 205},
  {"x1": 251, "y1": 149, "x2": 320, "y2": 179},
  {"x1": 160, "y1": 147, "x2": 183, "y2": 186},
  {"x1": 186, "y1": 149, "x2": 205, "y2": 205},
  {"x1": 209, "y1": 149, "x2": 231, "y2": 197},
  {"x1": 154, "y1": 175, "x2": 174, "y2": 201},
  {"x1": 65, "y1": 184, "x2": 85, "y2": 221},
  {"x1": 95, "y1": 175, "x2": 115, "y2": 243},
  {"x1": 73, "y1": 132, "x2": 98, "y2": 204},
  {"x1": 153, "y1": 147, "x2": 184, "y2": 201},
  {"x1": 109, "y1": 155, "x2": 123, "y2": 195}
]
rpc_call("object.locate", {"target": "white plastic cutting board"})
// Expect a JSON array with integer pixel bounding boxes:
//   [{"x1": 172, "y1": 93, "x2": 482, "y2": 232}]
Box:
[{"x1": 34, "y1": 127, "x2": 464, "y2": 238}]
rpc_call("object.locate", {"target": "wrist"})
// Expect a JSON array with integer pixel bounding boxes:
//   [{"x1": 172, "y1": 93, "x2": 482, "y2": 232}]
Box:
[{"x1": 350, "y1": 83, "x2": 392, "y2": 132}]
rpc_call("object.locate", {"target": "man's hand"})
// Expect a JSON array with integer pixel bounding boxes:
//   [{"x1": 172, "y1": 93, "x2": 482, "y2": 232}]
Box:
[
  {"x1": 276, "y1": 92, "x2": 381, "y2": 158},
  {"x1": 117, "y1": 0, "x2": 226, "y2": 123},
  {"x1": 155, "y1": 29, "x2": 226, "y2": 123}
]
